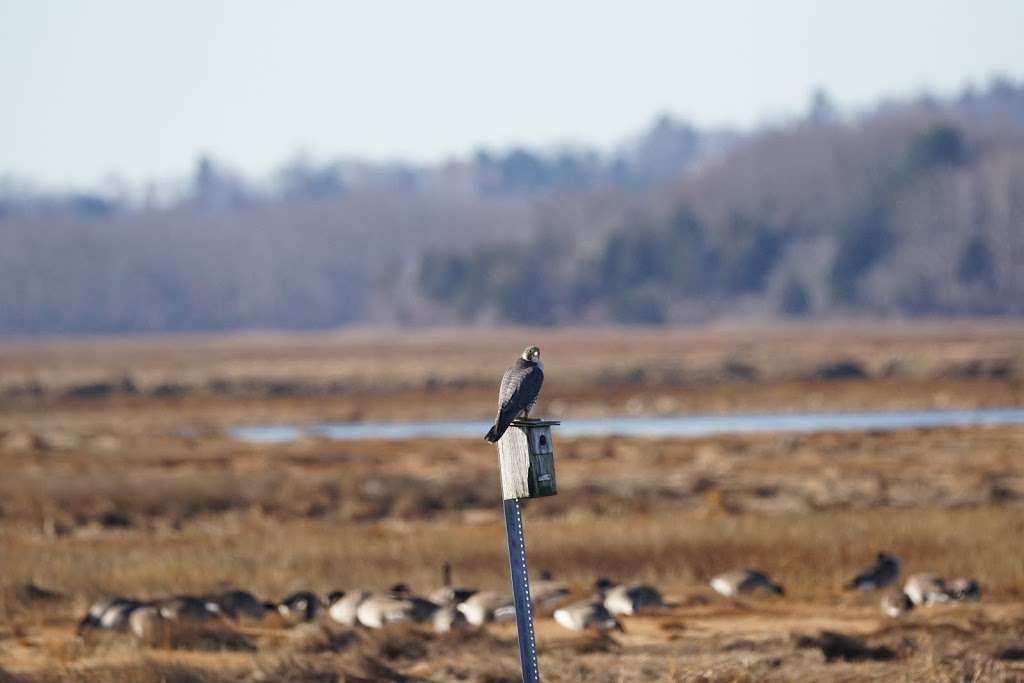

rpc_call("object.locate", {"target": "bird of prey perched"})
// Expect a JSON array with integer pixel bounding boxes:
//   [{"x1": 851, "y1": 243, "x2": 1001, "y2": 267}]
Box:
[{"x1": 484, "y1": 345, "x2": 544, "y2": 442}]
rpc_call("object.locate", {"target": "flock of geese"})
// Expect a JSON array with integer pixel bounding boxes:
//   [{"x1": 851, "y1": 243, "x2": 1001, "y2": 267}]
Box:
[
  {"x1": 847, "y1": 552, "x2": 981, "y2": 617},
  {"x1": 704, "y1": 552, "x2": 981, "y2": 618},
  {"x1": 77, "y1": 554, "x2": 981, "y2": 644}
]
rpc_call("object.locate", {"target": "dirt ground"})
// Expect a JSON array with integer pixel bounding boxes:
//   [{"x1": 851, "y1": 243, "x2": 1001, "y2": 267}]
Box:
[{"x1": 2, "y1": 323, "x2": 1024, "y2": 681}]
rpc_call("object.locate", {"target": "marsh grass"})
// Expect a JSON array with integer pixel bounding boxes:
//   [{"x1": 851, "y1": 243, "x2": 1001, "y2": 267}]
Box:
[
  {"x1": 4, "y1": 327, "x2": 1024, "y2": 680},
  {"x1": 3, "y1": 504, "x2": 1023, "y2": 620}
]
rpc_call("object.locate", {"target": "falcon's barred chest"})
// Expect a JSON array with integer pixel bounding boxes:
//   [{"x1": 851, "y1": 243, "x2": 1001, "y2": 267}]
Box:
[{"x1": 499, "y1": 359, "x2": 540, "y2": 412}]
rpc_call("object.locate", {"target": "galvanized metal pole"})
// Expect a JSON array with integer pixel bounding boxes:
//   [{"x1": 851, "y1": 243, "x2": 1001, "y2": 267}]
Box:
[
  {"x1": 496, "y1": 419, "x2": 559, "y2": 683},
  {"x1": 503, "y1": 497, "x2": 540, "y2": 682}
]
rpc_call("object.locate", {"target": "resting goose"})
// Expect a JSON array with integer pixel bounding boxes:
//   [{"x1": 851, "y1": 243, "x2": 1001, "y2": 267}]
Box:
[
  {"x1": 210, "y1": 589, "x2": 269, "y2": 619},
  {"x1": 847, "y1": 552, "x2": 902, "y2": 590},
  {"x1": 880, "y1": 590, "x2": 914, "y2": 618},
  {"x1": 328, "y1": 589, "x2": 370, "y2": 626},
  {"x1": 277, "y1": 590, "x2": 321, "y2": 622},
  {"x1": 946, "y1": 577, "x2": 981, "y2": 602},
  {"x1": 553, "y1": 599, "x2": 623, "y2": 632},
  {"x1": 456, "y1": 590, "x2": 516, "y2": 626},
  {"x1": 432, "y1": 604, "x2": 469, "y2": 633},
  {"x1": 428, "y1": 561, "x2": 477, "y2": 606},
  {"x1": 710, "y1": 569, "x2": 785, "y2": 597},
  {"x1": 903, "y1": 574, "x2": 951, "y2": 606},
  {"x1": 129, "y1": 605, "x2": 171, "y2": 645},
  {"x1": 78, "y1": 596, "x2": 144, "y2": 633},
  {"x1": 356, "y1": 595, "x2": 417, "y2": 629},
  {"x1": 355, "y1": 585, "x2": 440, "y2": 629},
  {"x1": 595, "y1": 577, "x2": 667, "y2": 615},
  {"x1": 156, "y1": 595, "x2": 223, "y2": 622},
  {"x1": 531, "y1": 570, "x2": 570, "y2": 611}
]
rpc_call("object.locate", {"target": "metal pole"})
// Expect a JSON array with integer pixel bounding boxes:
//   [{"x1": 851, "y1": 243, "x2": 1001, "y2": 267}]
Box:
[{"x1": 503, "y1": 497, "x2": 540, "y2": 682}]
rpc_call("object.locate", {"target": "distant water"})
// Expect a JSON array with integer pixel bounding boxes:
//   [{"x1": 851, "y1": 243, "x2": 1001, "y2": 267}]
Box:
[{"x1": 228, "y1": 407, "x2": 1024, "y2": 444}]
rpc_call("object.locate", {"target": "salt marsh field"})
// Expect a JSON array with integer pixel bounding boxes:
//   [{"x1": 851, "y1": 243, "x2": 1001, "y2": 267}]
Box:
[{"x1": 2, "y1": 324, "x2": 1024, "y2": 682}]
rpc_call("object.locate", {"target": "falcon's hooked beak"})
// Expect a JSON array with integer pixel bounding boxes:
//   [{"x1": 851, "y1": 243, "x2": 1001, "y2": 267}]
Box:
[{"x1": 522, "y1": 345, "x2": 541, "y2": 362}]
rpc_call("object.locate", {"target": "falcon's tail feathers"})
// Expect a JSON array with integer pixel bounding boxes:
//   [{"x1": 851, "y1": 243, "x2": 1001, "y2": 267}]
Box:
[
  {"x1": 484, "y1": 424, "x2": 501, "y2": 442},
  {"x1": 484, "y1": 411, "x2": 515, "y2": 442}
]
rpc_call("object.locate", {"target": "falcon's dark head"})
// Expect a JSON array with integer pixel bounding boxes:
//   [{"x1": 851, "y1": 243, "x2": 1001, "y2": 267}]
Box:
[{"x1": 521, "y1": 345, "x2": 541, "y2": 362}]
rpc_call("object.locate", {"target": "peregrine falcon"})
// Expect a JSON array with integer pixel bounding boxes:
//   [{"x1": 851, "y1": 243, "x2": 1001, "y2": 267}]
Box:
[{"x1": 484, "y1": 345, "x2": 544, "y2": 442}]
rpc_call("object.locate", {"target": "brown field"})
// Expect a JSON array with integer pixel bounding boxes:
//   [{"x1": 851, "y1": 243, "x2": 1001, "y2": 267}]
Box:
[{"x1": 2, "y1": 323, "x2": 1024, "y2": 682}]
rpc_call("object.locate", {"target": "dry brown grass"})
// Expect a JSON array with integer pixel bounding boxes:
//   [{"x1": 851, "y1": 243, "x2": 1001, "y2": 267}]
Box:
[
  {"x1": 3, "y1": 326, "x2": 1024, "y2": 680},
  {"x1": 4, "y1": 503, "x2": 1023, "y2": 615},
  {"x1": 3, "y1": 322, "x2": 1024, "y2": 428}
]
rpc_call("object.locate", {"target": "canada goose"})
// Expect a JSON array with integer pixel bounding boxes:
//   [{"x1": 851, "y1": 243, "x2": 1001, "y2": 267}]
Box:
[
  {"x1": 389, "y1": 584, "x2": 443, "y2": 622},
  {"x1": 432, "y1": 604, "x2": 469, "y2": 633},
  {"x1": 456, "y1": 590, "x2": 515, "y2": 626},
  {"x1": 277, "y1": 591, "x2": 321, "y2": 622},
  {"x1": 947, "y1": 577, "x2": 980, "y2": 601},
  {"x1": 328, "y1": 590, "x2": 370, "y2": 626},
  {"x1": 101, "y1": 600, "x2": 146, "y2": 630},
  {"x1": 553, "y1": 599, "x2": 623, "y2": 632},
  {"x1": 77, "y1": 597, "x2": 143, "y2": 633},
  {"x1": 78, "y1": 597, "x2": 120, "y2": 633},
  {"x1": 880, "y1": 591, "x2": 914, "y2": 618},
  {"x1": 353, "y1": 584, "x2": 440, "y2": 629},
  {"x1": 429, "y1": 561, "x2": 477, "y2": 606},
  {"x1": 846, "y1": 552, "x2": 902, "y2": 590},
  {"x1": 210, "y1": 589, "x2": 268, "y2": 619},
  {"x1": 531, "y1": 570, "x2": 570, "y2": 611},
  {"x1": 903, "y1": 573, "x2": 950, "y2": 606},
  {"x1": 356, "y1": 595, "x2": 415, "y2": 629},
  {"x1": 595, "y1": 577, "x2": 667, "y2": 615},
  {"x1": 129, "y1": 606, "x2": 171, "y2": 645},
  {"x1": 156, "y1": 595, "x2": 223, "y2": 622},
  {"x1": 710, "y1": 569, "x2": 785, "y2": 597},
  {"x1": 350, "y1": 587, "x2": 434, "y2": 629},
  {"x1": 159, "y1": 593, "x2": 224, "y2": 622}
]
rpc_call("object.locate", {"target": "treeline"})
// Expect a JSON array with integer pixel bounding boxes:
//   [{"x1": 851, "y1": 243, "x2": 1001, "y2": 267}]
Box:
[
  {"x1": 1, "y1": 78, "x2": 1023, "y2": 333},
  {"x1": 0, "y1": 116, "x2": 719, "y2": 215},
  {"x1": 409, "y1": 80, "x2": 1024, "y2": 324}
]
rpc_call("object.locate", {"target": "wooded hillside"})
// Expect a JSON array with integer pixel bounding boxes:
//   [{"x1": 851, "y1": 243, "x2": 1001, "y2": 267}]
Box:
[{"x1": 2, "y1": 78, "x2": 1023, "y2": 333}]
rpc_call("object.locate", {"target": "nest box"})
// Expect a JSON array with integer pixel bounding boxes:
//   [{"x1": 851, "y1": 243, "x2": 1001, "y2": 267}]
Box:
[{"x1": 496, "y1": 419, "x2": 560, "y2": 500}]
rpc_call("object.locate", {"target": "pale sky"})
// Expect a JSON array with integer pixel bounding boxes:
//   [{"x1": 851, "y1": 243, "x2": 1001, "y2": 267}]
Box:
[{"x1": 2, "y1": 1, "x2": 1022, "y2": 189}]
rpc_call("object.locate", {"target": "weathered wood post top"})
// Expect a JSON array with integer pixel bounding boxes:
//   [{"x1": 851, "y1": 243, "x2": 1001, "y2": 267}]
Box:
[{"x1": 496, "y1": 418, "x2": 560, "y2": 500}]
